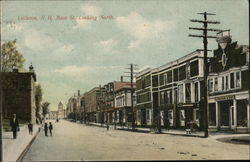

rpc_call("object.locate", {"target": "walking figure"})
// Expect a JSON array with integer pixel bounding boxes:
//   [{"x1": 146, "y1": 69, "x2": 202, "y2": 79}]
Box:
[
  {"x1": 10, "y1": 114, "x2": 19, "y2": 139},
  {"x1": 44, "y1": 123, "x2": 48, "y2": 137},
  {"x1": 28, "y1": 122, "x2": 33, "y2": 135},
  {"x1": 106, "y1": 123, "x2": 109, "y2": 131},
  {"x1": 49, "y1": 122, "x2": 53, "y2": 136}
]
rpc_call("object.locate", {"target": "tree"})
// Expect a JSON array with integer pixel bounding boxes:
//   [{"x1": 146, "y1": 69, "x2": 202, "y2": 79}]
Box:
[
  {"x1": 1, "y1": 39, "x2": 25, "y2": 72},
  {"x1": 35, "y1": 84, "x2": 43, "y2": 120},
  {"x1": 41, "y1": 102, "x2": 50, "y2": 118}
]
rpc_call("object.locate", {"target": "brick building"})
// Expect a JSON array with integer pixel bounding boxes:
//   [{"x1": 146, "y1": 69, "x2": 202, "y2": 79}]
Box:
[{"x1": 2, "y1": 65, "x2": 37, "y2": 123}]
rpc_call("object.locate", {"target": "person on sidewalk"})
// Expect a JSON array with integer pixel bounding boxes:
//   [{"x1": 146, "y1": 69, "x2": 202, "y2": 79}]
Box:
[
  {"x1": 9, "y1": 114, "x2": 19, "y2": 139},
  {"x1": 44, "y1": 123, "x2": 48, "y2": 137},
  {"x1": 28, "y1": 122, "x2": 33, "y2": 135},
  {"x1": 49, "y1": 122, "x2": 53, "y2": 136}
]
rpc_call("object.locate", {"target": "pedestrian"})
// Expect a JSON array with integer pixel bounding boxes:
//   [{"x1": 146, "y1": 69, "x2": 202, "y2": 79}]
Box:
[
  {"x1": 49, "y1": 122, "x2": 53, "y2": 136},
  {"x1": 9, "y1": 114, "x2": 19, "y2": 139},
  {"x1": 166, "y1": 118, "x2": 170, "y2": 131},
  {"x1": 106, "y1": 123, "x2": 109, "y2": 131},
  {"x1": 28, "y1": 122, "x2": 33, "y2": 135},
  {"x1": 44, "y1": 123, "x2": 48, "y2": 137}
]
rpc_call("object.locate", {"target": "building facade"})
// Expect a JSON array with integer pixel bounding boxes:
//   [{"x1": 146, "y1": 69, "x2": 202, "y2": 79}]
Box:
[
  {"x1": 2, "y1": 65, "x2": 37, "y2": 123},
  {"x1": 135, "y1": 68, "x2": 153, "y2": 127},
  {"x1": 208, "y1": 30, "x2": 249, "y2": 132}
]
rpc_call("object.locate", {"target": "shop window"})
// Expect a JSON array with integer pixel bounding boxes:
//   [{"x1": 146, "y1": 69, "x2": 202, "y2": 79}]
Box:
[
  {"x1": 160, "y1": 92, "x2": 165, "y2": 105},
  {"x1": 179, "y1": 110, "x2": 185, "y2": 126},
  {"x1": 220, "y1": 101, "x2": 232, "y2": 126},
  {"x1": 168, "y1": 110, "x2": 174, "y2": 126},
  {"x1": 194, "y1": 109, "x2": 200, "y2": 126},
  {"x1": 235, "y1": 71, "x2": 241, "y2": 88},
  {"x1": 237, "y1": 100, "x2": 248, "y2": 127},
  {"x1": 209, "y1": 103, "x2": 216, "y2": 126},
  {"x1": 146, "y1": 109, "x2": 150, "y2": 121},
  {"x1": 230, "y1": 73, "x2": 235, "y2": 89}
]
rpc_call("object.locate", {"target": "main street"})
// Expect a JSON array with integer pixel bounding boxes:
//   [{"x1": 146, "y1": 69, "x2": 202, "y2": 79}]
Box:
[{"x1": 22, "y1": 120, "x2": 249, "y2": 161}]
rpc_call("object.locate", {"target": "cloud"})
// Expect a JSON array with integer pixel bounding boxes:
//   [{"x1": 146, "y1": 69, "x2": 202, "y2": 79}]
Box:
[
  {"x1": 54, "y1": 65, "x2": 123, "y2": 77},
  {"x1": 115, "y1": 11, "x2": 175, "y2": 48},
  {"x1": 53, "y1": 44, "x2": 75, "y2": 56},
  {"x1": 81, "y1": 4, "x2": 102, "y2": 16},
  {"x1": 94, "y1": 39, "x2": 118, "y2": 54},
  {"x1": 73, "y1": 4, "x2": 102, "y2": 30},
  {"x1": 2, "y1": 23, "x2": 75, "y2": 56}
]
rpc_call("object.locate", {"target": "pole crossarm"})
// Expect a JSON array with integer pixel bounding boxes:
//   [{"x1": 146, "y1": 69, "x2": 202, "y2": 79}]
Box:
[
  {"x1": 190, "y1": 19, "x2": 220, "y2": 24},
  {"x1": 198, "y1": 12, "x2": 216, "y2": 15},
  {"x1": 188, "y1": 34, "x2": 217, "y2": 39},
  {"x1": 189, "y1": 27, "x2": 222, "y2": 32}
]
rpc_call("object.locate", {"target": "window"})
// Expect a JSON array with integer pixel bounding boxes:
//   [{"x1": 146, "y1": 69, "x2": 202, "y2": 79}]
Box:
[
  {"x1": 152, "y1": 75, "x2": 158, "y2": 87},
  {"x1": 185, "y1": 83, "x2": 191, "y2": 103},
  {"x1": 186, "y1": 62, "x2": 190, "y2": 79},
  {"x1": 225, "y1": 75, "x2": 229, "y2": 90},
  {"x1": 173, "y1": 68, "x2": 178, "y2": 81},
  {"x1": 160, "y1": 92, "x2": 165, "y2": 105},
  {"x1": 236, "y1": 71, "x2": 241, "y2": 88},
  {"x1": 190, "y1": 60, "x2": 199, "y2": 77},
  {"x1": 237, "y1": 100, "x2": 248, "y2": 127},
  {"x1": 168, "y1": 110, "x2": 174, "y2": 126},
  {"x1": 230, "y1": 73, "x2": 235, "y2": 89},
  {"x1": 178, "y1": 84, "x2": 184, "y2": 103},
  {"x1": 208, "y1": 79, "x2": 214, "y2": 92},
  {"x1": 167, "y1": 71, "x2": 172, "y2": 83},
  {"x1": 214, "y1": 78, "x2": 218, "y2": 92},
  {"x1": 222, "y1": 77, "x2": 224, "y2": 91},
  {"x1": 179, "y1": 65, "x2": 186, "y2": 81},
  {"x1": 194, "y1": 82, "x2": 199, "y2": 102},
  {"x1": 142, "y1": 77, "x2": 146, "y2": 89},
  {"x1": 164, "y1": 73, "x2": 167, "y2": 85}
]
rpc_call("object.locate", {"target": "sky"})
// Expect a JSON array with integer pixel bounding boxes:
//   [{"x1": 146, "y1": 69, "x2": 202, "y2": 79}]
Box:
[{"x1": 1, "y1": 0, "x2": 249, "y2": 110}]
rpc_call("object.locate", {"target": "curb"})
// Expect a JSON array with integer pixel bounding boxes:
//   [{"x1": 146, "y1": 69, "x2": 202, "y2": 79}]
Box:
[{"x1": 16, "y1": 130, "x2": 39, "y2": 162}]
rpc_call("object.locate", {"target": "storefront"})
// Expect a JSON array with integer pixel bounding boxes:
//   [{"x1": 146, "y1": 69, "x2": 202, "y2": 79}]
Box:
[{"x1": 208, "y1": 94, "x2": 250, "y2": 132}]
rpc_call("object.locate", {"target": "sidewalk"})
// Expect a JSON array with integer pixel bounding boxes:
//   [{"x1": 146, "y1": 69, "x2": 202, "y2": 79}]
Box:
[
  {"x1": 3, "y1": 124, "x2": 39, "y2": 161},
  {"x1": 85, "y1": 122, "x2": 249, "y2": 139}
]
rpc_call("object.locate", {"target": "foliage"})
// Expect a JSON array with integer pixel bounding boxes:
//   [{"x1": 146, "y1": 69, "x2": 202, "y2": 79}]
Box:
[
  {"x1": 1, "y1": 40, "x2": 25, "y2": 72},
  {"x1": 35, "y1": 84, "x2": 43, "y2": 119},
  {"x1": 41, "y1": 101, "x2": 50, "y2": 117}
]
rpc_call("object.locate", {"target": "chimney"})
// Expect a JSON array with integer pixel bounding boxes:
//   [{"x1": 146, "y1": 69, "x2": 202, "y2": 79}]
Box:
[
  {"x1": 78, "y1": 90, "x2": 80, "y2": 96},
  {"x1": 120, "y1": 76, "x2": 123, "y2": 82},
  {"x1": 29, "y1": 63, "x2": 34, "y2": 72}
]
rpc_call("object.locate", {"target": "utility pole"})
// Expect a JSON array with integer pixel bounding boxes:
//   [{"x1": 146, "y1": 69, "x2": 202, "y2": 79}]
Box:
[
  {"x1": 189, "y1": 12, "x2": 221, "y2": 138},
  {"x1": 0, "y1": 4, "x2": 3, "y2": 161},
  {"x1": 123, "y1": 64, "x2": 138, "y2": 131}
]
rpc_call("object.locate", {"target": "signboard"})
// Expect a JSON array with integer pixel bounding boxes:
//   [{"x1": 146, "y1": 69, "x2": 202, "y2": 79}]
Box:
[{"x1": 215, "y1": 95, "x2": 235, "y2": 101}]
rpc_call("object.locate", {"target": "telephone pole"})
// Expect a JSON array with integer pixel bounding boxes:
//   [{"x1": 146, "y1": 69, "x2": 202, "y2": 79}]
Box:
[
  {"x1": 123, "y1": 64, "x2": 138, "y2": 131},
  {"x1": 0, "y1": 4, "x2": 3, "y2": 161},
  {"x1": 189, "y1": 12, "x2": 221, "y2": 138}
]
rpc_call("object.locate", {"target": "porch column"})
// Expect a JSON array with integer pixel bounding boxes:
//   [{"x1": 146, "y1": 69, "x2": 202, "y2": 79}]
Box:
[
  {"x1": 233, "y1": 99, "x2": 237, "y2": 129},
  {"x1": 215, "y1": 101, "x2": 219, "y2": 129}
]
